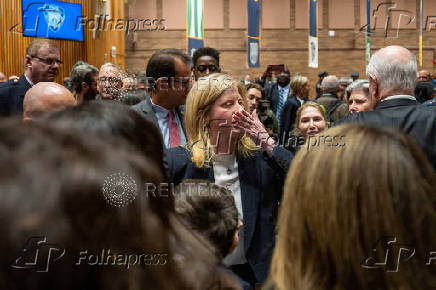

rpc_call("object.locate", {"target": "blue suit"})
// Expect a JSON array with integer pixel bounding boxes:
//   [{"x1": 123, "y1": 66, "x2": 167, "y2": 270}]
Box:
[{"x1": 165, "y1": 145, "x2": 292, "y2": 282}]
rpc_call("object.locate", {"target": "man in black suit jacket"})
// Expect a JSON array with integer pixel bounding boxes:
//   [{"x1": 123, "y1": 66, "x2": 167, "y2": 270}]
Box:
[
  {"x1": 335, "y1": 45, "x2": 436, "y2": 167},
  {"x1": 265, "y1": 67, "x2": 292, "y2": 124},
  {"x1": 132, "y1": 49, "x2": 191, "y2": 149},
  {"x1": 0, "y1": 39, "x2": 60, "y2": 117},
  {"x1": 279, "y1": 75, "x2": 310, "y2": 146}
]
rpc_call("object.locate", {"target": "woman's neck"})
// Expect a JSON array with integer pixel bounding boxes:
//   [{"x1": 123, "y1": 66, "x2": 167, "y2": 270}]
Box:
[{"x1": 210, "y1": 131, "x2": 238, "y2": 155}]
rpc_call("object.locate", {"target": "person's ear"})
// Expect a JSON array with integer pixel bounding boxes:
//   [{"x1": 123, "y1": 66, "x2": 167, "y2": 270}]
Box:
[
  {"x1": 24, "y1": 55, "x2": 33, "y2": 69},
  {"x1": 81, "y1": 82, "x2": 89, "y2": 92},
  {"x1": 368, "y1": 74, "x2": 379, "y2": 104}
]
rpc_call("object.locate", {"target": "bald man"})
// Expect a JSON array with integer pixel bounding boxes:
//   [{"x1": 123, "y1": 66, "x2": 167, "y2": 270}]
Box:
[
  {"x1": 23, "y1": 82, "x2": 76, "y2": 122},
  {"x1": 336, "y1": 45, "x2": 436, "y2": 168},
  {"x1": 316, "y1": 75, "x2": 349, "y2": 122},
  {"x1": 418, "y1": 70, "x2": 432, "y2": 82}
]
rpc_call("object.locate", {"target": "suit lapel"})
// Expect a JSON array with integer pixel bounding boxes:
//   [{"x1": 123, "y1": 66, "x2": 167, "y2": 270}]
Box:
[
  {"x1": 141, "y1": 97, "x2": 160, "y2": 127},
  {"x1": 237, "y1": 153, "x2": 261, "y2": 252}
]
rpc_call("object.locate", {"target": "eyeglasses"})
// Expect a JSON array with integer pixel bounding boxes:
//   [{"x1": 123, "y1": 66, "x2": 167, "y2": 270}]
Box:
[
  {"x1": 31, "y1": 56, "x2": 62, "y2": 66},
  {"x1": 98, "y1": 77, "x2": 122, "y2": 83},
  {"x1": 196, "y1": 65, "x2": 219, "y2": 73}
]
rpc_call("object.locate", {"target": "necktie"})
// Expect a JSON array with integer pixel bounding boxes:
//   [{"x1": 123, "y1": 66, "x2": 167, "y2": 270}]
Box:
[
  {"x1": 276, "y1": 87, "x2": 285, "y2": 123},
  {"x1": 168, "y1": 110, "x2": 181, "y2": 147}
]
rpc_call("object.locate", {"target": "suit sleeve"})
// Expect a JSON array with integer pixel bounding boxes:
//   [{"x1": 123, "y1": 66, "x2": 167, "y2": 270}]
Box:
[{"x1": 262, "y1": 145, "x2": 293, "y2": 177}]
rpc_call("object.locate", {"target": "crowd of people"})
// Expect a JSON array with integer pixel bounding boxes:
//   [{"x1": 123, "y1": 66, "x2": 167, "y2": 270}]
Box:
[{"x1": 0, "y1": 39, "x2": 435, "y2": 289}]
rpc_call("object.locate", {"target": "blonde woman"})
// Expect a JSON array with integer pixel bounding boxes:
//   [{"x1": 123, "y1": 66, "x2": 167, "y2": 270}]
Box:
[
  {"x1": 165, "y1": 73, "x2": 292, "y2": 287},
  {"x1": 283, "y1": 101, "x2": 328, "y2": 153},
  {"x1": 267, "y1": 124, "x2": 436, "y2": 290}
]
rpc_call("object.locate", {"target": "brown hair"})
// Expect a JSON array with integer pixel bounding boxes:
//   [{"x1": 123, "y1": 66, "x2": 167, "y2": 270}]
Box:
[
  {"x1": 0, "y1": 119, "x2": 179, "y2": 290},
  {"x1": 267, "y1": 124, "x2": 436, "y2": 290},
  {"x1": 174, "y1": 180, "x2": 239, "y2": 259},
  {"x1": 26, "y1": 38, "x2": 58, "y2": 56}
]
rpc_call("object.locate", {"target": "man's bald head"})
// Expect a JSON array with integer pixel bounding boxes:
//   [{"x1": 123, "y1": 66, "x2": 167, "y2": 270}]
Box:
[
  {"x1": 23, "y1": 82, "x2": 76, "y2": 122},
  {"x1": 366, "y1": 45, "x2": 417, "y2": 94},
  {"x1": 418, "y1": 70, "x2": 432, "y2": 82},
  {"x1": 321, "y1": 75, "x2": 339, "y2": 94}
]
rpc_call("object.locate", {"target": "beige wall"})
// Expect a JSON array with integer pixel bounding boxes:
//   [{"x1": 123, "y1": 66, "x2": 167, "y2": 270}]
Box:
[{"x1": 126, "y1": 0, "x2": 436, "y2": 98}]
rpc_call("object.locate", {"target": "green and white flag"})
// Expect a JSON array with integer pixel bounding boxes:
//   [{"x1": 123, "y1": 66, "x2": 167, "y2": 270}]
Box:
[{"x1": 187, "y1": 0, "x2": 204, "y2": 57}]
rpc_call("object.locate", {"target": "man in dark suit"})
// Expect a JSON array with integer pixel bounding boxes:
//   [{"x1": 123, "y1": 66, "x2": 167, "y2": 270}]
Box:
[
  {"x1": 265, "y1": 66, "x2": 292, "y2": 125},
  {"x1": 0, "y1": 39, "x2": 60, "y2": 117},
  {"x1": 132, "y1": 49, "x2": 191, "y2": 149},
  {"x1": 335, "y1": 45, "x2": 436, "y2": 167},
  {"x1": 279, "y1": 75, "x2": 310, "y2": 146}
]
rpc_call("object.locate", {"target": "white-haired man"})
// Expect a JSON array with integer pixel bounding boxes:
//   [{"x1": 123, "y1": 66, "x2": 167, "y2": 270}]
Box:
[
  {"x1": 336, "y1": 45, "x2": 436, "y2": 168},
  {"x1": 316, "y1": 75, "x2": 349, "y2": 122}
]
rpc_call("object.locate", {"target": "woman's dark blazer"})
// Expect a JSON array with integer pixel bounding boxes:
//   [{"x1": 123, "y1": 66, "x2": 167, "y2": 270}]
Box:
[{"x1": 165, "y1": 145, "x2": 292, "y2": 283}]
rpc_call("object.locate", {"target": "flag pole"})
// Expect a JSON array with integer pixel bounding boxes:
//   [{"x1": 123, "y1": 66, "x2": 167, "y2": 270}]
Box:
[
  {"x1": 419, "y1": 0, "x2": 423, "y2": 67},
  {"x1": 366, "y1": 0, "x2": 371, "y2": 67}
]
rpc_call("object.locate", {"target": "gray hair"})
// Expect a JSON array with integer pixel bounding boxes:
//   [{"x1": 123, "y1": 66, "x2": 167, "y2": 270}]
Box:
[
  {"x1": 100, "y1": 62, "x2": 123, "y2": 80},
  {"x1": 321, "y1": 75, "x2": 339, "y2": 94},
  {"x1": 366, "y1": 47, "x2": 417, "y2": 92},
  {"x1": 345, "y1": 79, "x2": 369, "y2": 101},
  {"x1": 70, "y1": 64, "x2": 99, "y2": 94}
]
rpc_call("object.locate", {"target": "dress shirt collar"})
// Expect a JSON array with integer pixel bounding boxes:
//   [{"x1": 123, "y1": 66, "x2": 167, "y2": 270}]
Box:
[
  {"x1": 296, "y1": 96, "x2": 304, "y2": 105},
  {"x1": 24, "y1": 74, "x2": 34, "y2": 86},
  {"x1": 278, "y1": 83, "x2": 290, "y2": 91},
  {"x1": 381, "y1": 95, "x2": 417, "y2": 102},
  {"x1": 150, "y1": 98, "x2": 172, "y2": 118}
]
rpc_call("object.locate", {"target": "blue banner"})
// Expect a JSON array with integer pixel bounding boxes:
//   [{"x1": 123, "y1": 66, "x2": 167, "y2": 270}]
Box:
[
  {"x1": 309, "y1": 0, "x2": 318, "y2": 68},
  {"x1": 247, "y1": 0, "x2": 260, "y2": 67},
  {"x1": 22, "y1": 0, "x2": 83, "y2": 41},
  {"x1": 309, "y1": 0, "x2": 317, "y2": 37}
]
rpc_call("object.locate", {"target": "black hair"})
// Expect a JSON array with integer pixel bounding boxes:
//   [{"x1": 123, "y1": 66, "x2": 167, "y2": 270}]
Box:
[
  {"x1": 246, "y1": 82, "x2": 266, "y2": 99},
  {"x1": 70, "y1": 64, "x2": 99, "y2": 94},
  {"x1": 146, "y1": 49, "x2": 191, "y2": 89},
  {"x1": 192, "y1": 47, "x2": 220, "y2": 67},
  {"x1": 415, "y1": 81, "x2": 434, "y2": 103}
]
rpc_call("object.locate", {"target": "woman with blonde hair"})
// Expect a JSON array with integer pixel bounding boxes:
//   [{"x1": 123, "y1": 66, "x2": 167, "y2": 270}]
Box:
[
  {"x1": 267, "y1": 124, "x2": 436, "y2": 290},
  {"x1": 283, "y1": 101, "x2": 329, "y2": 152},
  {"x1": 166, "y1": 73, "x2": 292, "y2": 287}
]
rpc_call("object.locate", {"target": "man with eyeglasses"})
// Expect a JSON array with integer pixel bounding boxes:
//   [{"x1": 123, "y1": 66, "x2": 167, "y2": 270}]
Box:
[
  {"x1": 132, "y1": 49, "x2": 191, "y2": 148},
  {"x1": 0, "y1": 39, "x2": 61, "y2": 117},
  {"x1": 192, "y1": 47, "x2": 221, "y2": 81},
  {"x1": 96, "y1": 63, "x2": 123, "y2": 100}
]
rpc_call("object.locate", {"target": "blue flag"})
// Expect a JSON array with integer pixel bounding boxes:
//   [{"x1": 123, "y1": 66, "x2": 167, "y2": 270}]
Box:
[
  {"x1": 247, "y1": 0, "x2": 260, "y2": 67},
  {"x1": 308, "y1": 0, "x2": 318, "y2": 68}
]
